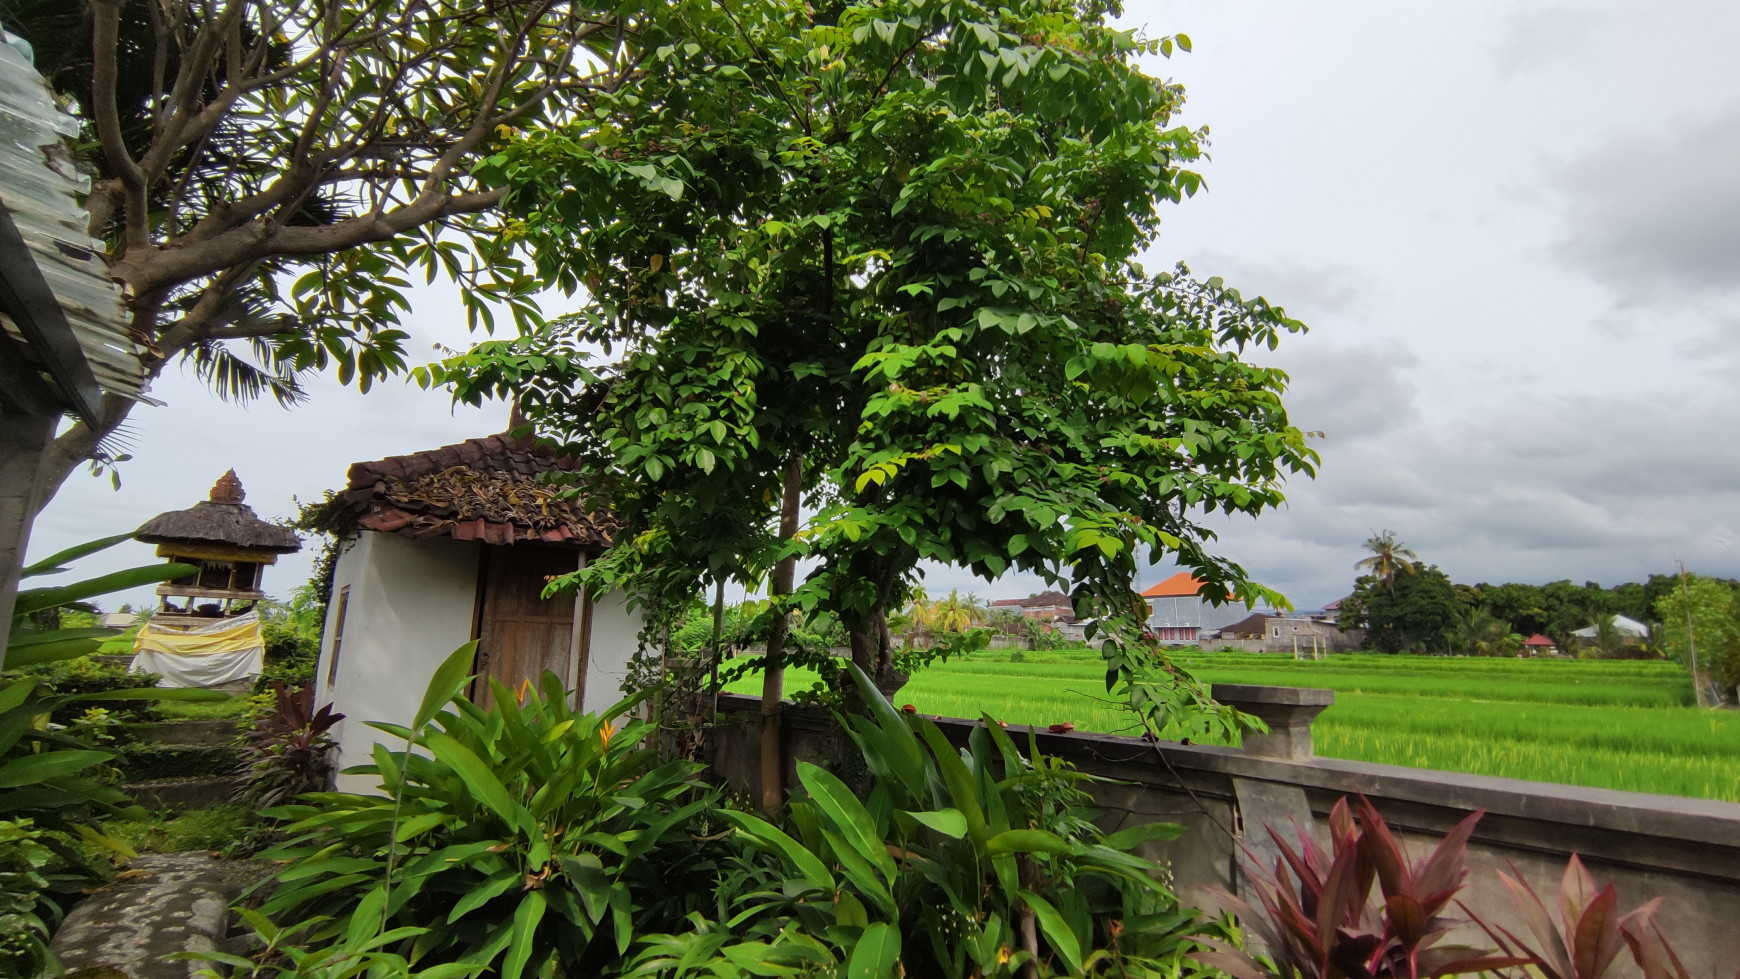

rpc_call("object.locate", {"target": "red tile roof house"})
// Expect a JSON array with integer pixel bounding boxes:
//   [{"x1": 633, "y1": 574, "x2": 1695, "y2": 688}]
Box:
[
  {"x1": 1521, "y1": 633, "x2": 1559, "y2": 656},
  {"x1": 988, "y1": 590, "x2": 1075, "y2": 623},
  {"x1": 1140, "y1": 572, "x2": 1252, "y2": 645},
  {"x1": 307, "y1": 431, "x2": 642, "y2": 792}
]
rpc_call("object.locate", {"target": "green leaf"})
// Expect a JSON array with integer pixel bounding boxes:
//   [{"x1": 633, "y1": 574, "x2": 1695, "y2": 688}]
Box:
[
  {"x1": 717, "y1": 810, "x2": 836, "y2": 890},
  {"x1": 1101, "y1": 821, "x2": 1187, "y2": 850},
  {"x1": 423, "y1": 731, "x2": 531, "y2": 837},
  {"x1": 65, "y1": 687, "x2": 228, "y2": 703},
  {"x1": 1020, "y1": 890, "x2": 1083, "y2": 975},
  {"x1": 447, "y1": 869, "x2": 521, "y2": 924},
  {"x1": 500, "y1": 890, "x2": 547, "y2": 979},
  {"x1": 797, "y1": 762, "x2": 896, "y2": 884},
  {"x1": 20, "y1": 534, "x2": 134, "y2": 578},
  {"x1": 12, "y1": 564, "x2": 197, "y2": 617},
  {"x1": 0, "y1": 680, "x2": 37, "y2": 716},
  {"x1": 5, "y1": 634, "x2": 109, "y2": 667},
  {"x1": 905, "y1": 809, "x2": 968, "y2": 839},
  {"x1": 415, "y1": 642, "x2": 479, "y2": 731},
  {"x1": 0, "y1": 750, "x2": 111, "y2": 787},
  {"x1": 848, "y1": 922, "x2": 901, "y2": 979},
  {"x1": 986, "y1": 829, "x2": 1071, "y2": 855}
]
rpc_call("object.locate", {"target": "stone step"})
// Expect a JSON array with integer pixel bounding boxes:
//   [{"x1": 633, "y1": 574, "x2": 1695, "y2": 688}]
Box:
[
  {"x1": 115, "y1": 744, "x2": 242, "y2": 783},
  {"x1": 123, "y1": 776, "x2": 244, "y2": 812},
  {"x1": 125, "y1": 718, "x2": 241, "y2": 747},
  {"x1": 52, "y1": 853, "x2": 277, "y2": 979}
]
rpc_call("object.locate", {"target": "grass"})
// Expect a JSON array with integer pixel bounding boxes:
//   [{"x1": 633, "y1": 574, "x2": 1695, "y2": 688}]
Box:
[
  {"x1": 723, "y1": 648, "x2": 1740, "y2": 802},
  {"x1": 100, "y1": 803, "x2": 258, "y2": 855},
  {"x1": 156, "y1": 694, "x2": 253, "y2": 720}
]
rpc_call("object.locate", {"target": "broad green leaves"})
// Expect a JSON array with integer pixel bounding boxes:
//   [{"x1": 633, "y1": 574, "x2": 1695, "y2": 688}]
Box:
[
  {"x1": 693, "y1": 663, "x2": 1214, "y2": 979},
  {"x1": 265, "y1": 654, "x2": 709, "y2": 978}
]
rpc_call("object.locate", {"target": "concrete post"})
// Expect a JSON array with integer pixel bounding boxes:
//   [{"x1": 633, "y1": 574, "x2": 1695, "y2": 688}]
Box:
[{"x1": 1212, "y1": 683, "x2": 1334, "y2": 761}]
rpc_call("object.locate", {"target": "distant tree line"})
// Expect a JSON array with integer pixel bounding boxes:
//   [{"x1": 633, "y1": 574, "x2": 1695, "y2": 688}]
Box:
[{"x1": 1336, "y1": 565, "x2": 1699, "y2": 654}]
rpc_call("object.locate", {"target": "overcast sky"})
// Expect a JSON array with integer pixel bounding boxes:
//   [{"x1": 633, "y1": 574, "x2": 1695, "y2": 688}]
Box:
[{"x1": 28, "y1": 1, "x2": 1740, "y2": 612}]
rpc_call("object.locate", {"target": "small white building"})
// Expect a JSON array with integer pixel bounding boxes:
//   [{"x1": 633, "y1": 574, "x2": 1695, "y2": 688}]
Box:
[
  {"x1": 1570, "y1": 614, "x2": 1651, "y2": 641},
  {"x1": 311, "y1": 434, "x2": 642, "y2": 790}
]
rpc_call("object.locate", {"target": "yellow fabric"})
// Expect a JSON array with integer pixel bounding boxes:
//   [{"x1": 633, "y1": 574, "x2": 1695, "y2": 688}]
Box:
[{"x1": 133, "y1": 617, "x2": 264, "y2": 657}]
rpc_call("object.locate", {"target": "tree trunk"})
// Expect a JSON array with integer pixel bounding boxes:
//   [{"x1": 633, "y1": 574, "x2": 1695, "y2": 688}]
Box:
[
  {"x1": 0, "y1": 409, "x2": 60, "y2": 668},
  {"x1": 759, "y1": 450, "x2": 803, "y2": 814},
  {"x1": 35, "y1": 392, "x2": 135, "y2": 500}
]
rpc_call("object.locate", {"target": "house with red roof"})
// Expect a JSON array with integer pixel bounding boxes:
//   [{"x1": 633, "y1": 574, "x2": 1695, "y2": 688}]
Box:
[
  {"x1": 987, "y1": 590, "x2": 1074, "y2": 623},
  {"x1": 306, "y1": 427, "x2": 642, "y2": 790},
  {"x1": 1521, "y1": 633, "x2": 1558, "y2": 657},
  {"x1": 1140, "y1": 571, "x2": 1251, "y2": 644}
]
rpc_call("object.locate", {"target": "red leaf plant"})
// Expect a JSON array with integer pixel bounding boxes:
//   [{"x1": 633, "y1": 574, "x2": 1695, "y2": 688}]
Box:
[
  {"x1": 1478, "y1": 853, "x2": 1740, "y2": 979},
  {"x1": 1209, "y1": 795, "x2": 1531, "y2": 979}
]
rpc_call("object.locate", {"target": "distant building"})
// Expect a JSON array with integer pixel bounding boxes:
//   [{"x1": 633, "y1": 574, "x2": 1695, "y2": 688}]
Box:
[
  {"x1": 1208, "y1": 611, "x2": 1362, "y2": 653},
  {"x1": 988, "y1": 590, "x2": 1074, "y2": 623},
  {"x1": 1258, "y1": 615, "x2": 1363, "y2": 653},
  {"x1": 1570, "y1": 615, "x2": 1651, "y2": 641},
  {"x1": 1140, "y1": 572, "x2": 1249, "y2": 644},
  {"x1": 1522, "y1": 634, "x2": 1558, "y2": 656}
]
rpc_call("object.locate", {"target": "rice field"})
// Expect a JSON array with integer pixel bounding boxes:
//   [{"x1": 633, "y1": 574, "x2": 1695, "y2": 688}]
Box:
[{"x1": 724, "y1": 649, "x2": 1740, "y2": 803}]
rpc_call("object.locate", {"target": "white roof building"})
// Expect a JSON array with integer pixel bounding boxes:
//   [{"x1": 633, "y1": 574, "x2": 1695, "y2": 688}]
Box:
[{"x1": 1570, "y1": 614, "x2": 1651, "y2": 640}]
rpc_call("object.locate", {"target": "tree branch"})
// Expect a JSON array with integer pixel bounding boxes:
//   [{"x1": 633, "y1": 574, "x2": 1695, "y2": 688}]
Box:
[{"x1": 89, "y1": 0, "x2": 150, "y2": 251}]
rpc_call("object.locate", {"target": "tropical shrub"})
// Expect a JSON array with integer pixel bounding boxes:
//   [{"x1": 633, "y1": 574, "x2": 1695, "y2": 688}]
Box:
[
  {"x1": 238, "y1": 682, "x2": 344, "y2": 807},
  {"x1": 1482, "y1": 853, "x2": 1740, "y2": 979},
  {"x1": 262, "y1": 662, "x2": 714, "y2": 978},
  {"x1": 0, "y1": 819, "x2": 68, "y2": 978},
  {"x1": 1212, "y1": 796, "x2": 1527, "y2": 979},
  {"x1": 644, "y1": 664, "x2": 1233, "y2": 979},
  {"x1": 0, "y1": 534, "x2": 224, "y2": 883},
  {"x1": 4, "y1": 657, "x2": 163, "y2": 724}
]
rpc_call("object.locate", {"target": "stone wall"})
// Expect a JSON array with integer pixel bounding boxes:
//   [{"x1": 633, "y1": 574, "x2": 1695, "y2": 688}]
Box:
[{"x1": 709, "y1": 690, "x2": 1740, "y2": 976}]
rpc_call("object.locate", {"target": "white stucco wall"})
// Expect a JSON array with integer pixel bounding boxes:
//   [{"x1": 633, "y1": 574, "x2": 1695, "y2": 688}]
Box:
[
  {"x1": 316, "y1": 532, "x2": 646, "y2": 793},
  {"x1": 581, "y1": 589, "x2": 641, "y2": 716},
  {"x1": 317, "y1": 532, "x2": 481, "y2": 791}
]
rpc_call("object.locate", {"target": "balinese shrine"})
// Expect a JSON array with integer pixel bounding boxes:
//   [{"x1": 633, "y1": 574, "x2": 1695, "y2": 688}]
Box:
[{"x1": 129, "y1": 470, "x2": 300, "y2": 687}]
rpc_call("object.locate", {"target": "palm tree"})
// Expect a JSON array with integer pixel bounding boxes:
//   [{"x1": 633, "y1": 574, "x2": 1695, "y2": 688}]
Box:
[
  {"x1": 1356, "y1": 530, "x2": 1418, "y2": 594},
  {"x1": 904, "y1": 587, "x2": 935, "y2": 647},
  {"x1": 1454, "y1": 607, "x2": 1516, "y2": 657},
  {"x1": 932, "y1": 589, "x2": 982, "y2": 633}
]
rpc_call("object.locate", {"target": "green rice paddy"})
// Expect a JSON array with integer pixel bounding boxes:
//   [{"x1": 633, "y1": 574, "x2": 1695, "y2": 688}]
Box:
[{"x1": 725, "y1": 649, "x2": 1740, "y2": 803}]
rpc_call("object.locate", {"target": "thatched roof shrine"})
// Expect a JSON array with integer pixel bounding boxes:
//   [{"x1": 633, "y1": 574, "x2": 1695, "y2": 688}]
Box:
[
  {"x1": 322, "y1": 434, "x2": 616, "y2": 548},
  {"x1": 135, "y1": 470, "x2": 301, "y2": 554}
]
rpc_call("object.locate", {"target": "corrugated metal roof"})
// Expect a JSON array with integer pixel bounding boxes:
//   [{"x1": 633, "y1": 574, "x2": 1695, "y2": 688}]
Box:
[{"x1": 0, "y1": 30, "x2": 147, "y2": 404}]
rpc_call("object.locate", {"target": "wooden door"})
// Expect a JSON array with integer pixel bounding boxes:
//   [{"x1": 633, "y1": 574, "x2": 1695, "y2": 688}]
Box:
[{"x1": 474, "y1": 544, "x2": 580, "y2": 709}]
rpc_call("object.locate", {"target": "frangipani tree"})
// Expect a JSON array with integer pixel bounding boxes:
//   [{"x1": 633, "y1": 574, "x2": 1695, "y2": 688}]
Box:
[{"x1": 430, "y1": 0, "x2": 1316, "y2": 746}]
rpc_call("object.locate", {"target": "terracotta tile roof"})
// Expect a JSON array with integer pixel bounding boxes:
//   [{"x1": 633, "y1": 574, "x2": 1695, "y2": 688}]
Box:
[
  {"x1": 991, "y1": 590, "x2": 1072, "y2": 609},
  {"x1": 1141, "y1": 572, "x2": 1206, "y2": 598},
  {"x1": 329, "y1": 434, "x2": 616, "y2": 548},
  {"x1": 1522, "y1": 633, "x2": 1556, "y2": 646}
]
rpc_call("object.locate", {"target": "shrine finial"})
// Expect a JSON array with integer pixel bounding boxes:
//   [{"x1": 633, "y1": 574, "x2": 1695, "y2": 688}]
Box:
[{"x1": 209, "y1": 469, "x2": 245, "y2": 504}]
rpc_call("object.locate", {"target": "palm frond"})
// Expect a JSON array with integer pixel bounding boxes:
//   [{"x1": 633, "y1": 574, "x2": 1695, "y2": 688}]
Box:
[{"x1": 183, "y1": 340, "x2": 307, "y2": 407}]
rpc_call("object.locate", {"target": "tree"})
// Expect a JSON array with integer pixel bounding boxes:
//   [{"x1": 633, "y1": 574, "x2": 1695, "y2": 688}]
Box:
[
  {"x1": 1347, "y1": 562, "x2": 1459, "y2": 654},
  {"x1": 929, "y1": 589, "x2": 985, "y2": 634},
  {"x1": 1355, "y1": 530, "x2": 1417, "y2": 594},
  {"x1": 431, "y1": 0, "x2": 1314, "y2": 756},
  {"x1": 0, "y1": 0, "x2": 655, "y2": 553},
  {"x1": 1655, "y1": 574, "x2": 1740, "y2": 706},
  {"x1": 1452, "y1": 606, "x2": 1518, "y2": 658}
]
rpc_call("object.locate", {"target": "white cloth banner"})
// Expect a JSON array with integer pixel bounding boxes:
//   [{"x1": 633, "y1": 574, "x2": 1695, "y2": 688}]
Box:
[{"x1": 130, "y1": 611, "x2": 265, "y2": 688}]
